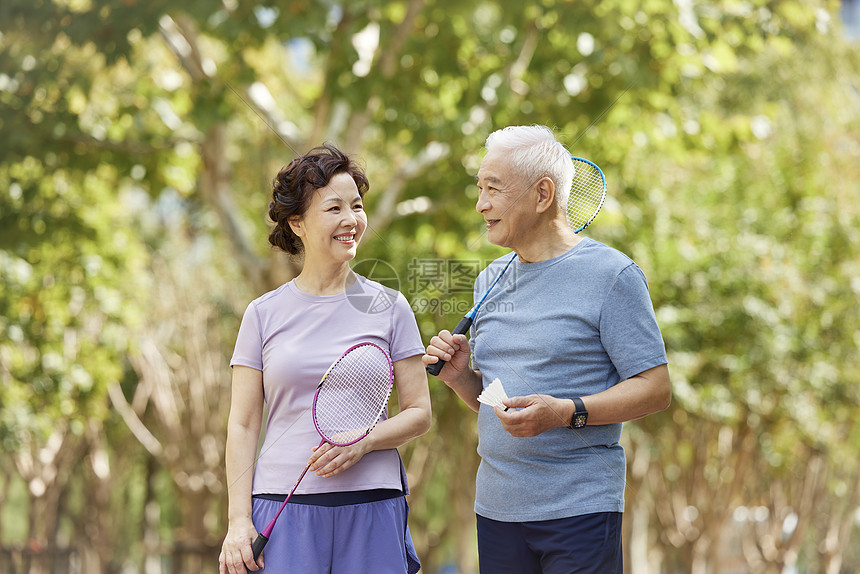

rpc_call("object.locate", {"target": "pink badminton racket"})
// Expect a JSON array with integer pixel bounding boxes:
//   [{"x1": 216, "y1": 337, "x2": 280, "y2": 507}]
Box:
[{"x1": 249, "y1": 342, "x2": 394, "y2": 565}]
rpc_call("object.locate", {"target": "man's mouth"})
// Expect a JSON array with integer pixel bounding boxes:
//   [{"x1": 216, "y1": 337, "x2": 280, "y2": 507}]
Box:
[{"x1": 485, "y1": 219, "x2": 500, "y2": 228}]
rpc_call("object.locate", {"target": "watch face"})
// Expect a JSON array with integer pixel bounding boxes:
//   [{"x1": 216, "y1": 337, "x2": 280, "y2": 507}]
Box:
[{"x1": 572, "y1": 413, "x2": 587, "y2": 428}]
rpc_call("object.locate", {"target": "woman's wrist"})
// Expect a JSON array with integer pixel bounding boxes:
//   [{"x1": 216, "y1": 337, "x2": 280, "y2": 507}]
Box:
[{"x1": 227, "y1": 512, "x2": 255, "y2": 527}]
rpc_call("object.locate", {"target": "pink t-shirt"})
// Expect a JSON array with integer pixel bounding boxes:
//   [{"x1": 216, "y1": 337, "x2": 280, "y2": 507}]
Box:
[{"x1": 231, "y1": 276, "x2": 425, "y2": 495}]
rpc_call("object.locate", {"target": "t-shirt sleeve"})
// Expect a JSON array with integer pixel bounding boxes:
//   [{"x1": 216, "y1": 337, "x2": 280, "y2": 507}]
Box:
[
  {"x1": 388, "y1": 293, "x2": 426, "y2": 363},
  {"x1": 599, "y1": 264, "x2": 668, "y2": 381},
  {"x1": 231, "y1": 302, "x2": 264, "y2": 371}
]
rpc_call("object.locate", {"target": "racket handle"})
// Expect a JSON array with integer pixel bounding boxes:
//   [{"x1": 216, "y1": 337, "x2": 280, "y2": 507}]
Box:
[
  {"x1": 426, "y1": 316, "x2": 473, "y2": 376},
  {"x1": 249, "y1": 532, "x2": 268, "y2": 567}
]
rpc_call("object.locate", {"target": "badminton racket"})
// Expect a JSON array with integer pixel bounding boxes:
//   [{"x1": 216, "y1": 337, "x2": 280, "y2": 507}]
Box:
[
  {"x1": 249, "y1": 342, "x2": 394, "y2": 565},
  {"x1": 567, "y1": 156, "x2": 607, "y2": 233},
  {"x1": 426, "y1": 156, "x2": 606, "y2": 377}
]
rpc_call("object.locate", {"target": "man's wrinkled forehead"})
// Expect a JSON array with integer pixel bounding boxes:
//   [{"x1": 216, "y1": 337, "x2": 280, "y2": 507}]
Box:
[
  {"x1": 476, "y1": 150, "x2": 507, "y2": 179},
  {"x1": 477, "y1": 151, "x2": 528, "y2": 189}
]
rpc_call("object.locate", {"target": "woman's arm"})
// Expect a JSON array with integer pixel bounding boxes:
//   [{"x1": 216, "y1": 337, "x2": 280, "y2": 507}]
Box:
[
  {"x1": 309, "y1": 354, "x2": 432, "y2": 478},
  {"x1": 219, "y1": 366, "x2": 265, "y2": 574}
]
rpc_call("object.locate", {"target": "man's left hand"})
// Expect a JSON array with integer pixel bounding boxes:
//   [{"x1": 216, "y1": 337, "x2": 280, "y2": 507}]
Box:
[{"x1": 495, "y1": 395, "x2": 573, "y2": 437}]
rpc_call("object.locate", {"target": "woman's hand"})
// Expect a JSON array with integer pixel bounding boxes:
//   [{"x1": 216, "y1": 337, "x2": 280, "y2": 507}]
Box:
[
  {"x1": 308, "y1": 440, "x2": 372, "y2": 478},
  {"x1": 219, "y1": 518, "x2": 263, "y2": 573}
]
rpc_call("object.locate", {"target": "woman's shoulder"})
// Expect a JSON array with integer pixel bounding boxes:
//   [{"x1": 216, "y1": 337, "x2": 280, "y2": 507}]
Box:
[{"x1": 245, "y1": 282, "x2": 293, "y2": 312}]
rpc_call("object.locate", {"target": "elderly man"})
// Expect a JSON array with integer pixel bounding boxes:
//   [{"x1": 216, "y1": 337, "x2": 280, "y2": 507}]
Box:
[{"x1": 424, "y1": 125, "x2": 671, "y2": 574}]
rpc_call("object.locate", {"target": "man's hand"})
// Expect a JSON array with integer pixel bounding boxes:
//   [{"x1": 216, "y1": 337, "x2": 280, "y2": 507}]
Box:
[
  {"x1": 422, "y1": 330, "x2": 472, "y2": 385},
  {"x1": 495, "y1": 394, "x2": 574, "y2": 437},
  {"x1": 423, "y1": 330, "x2": 485, "y2": 412}
]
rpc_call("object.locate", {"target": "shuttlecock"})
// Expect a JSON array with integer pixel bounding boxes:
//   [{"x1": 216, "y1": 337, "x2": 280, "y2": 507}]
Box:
[{"x1": 477, "y1": 378, "x2": 509, "y2": 410}]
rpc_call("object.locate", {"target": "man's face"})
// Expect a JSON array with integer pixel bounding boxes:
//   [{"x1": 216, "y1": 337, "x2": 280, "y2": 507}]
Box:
[{"x1": 475, "y1": 149, "x2": 537, "y2": 251}]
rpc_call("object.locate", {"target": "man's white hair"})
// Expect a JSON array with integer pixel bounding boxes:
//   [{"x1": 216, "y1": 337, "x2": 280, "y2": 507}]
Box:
[{"x1": 484, "y1": 125, "x2": 574, "y2": 209}]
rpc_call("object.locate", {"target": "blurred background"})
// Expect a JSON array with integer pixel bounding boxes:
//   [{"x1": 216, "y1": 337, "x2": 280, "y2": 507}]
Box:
[{"x1": 1, "y1": 0, "x2": 859, "y2": 572}]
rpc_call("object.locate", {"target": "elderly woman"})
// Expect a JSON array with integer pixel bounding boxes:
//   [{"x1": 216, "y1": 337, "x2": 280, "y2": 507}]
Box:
[{"x1": 220, "y1": 144, "x2": 430, "y2": 574}]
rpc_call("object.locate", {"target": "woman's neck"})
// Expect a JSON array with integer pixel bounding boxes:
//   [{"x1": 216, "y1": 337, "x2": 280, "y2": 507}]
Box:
[{"x1": 294, "y1": 262, "x2": 356, "y2": 296}]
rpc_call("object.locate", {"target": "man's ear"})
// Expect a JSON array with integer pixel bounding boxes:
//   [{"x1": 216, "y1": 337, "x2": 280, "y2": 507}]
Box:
[
  {"x1": 535, "y1": 177, "x2": 556, "y2": 214},
  {"x1": 288, "y1": 216, "x2": 304, "y2": 237}
]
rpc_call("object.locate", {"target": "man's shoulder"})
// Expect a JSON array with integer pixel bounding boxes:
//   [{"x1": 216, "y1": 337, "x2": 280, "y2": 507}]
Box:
[{"x1": 576, "y1": 238, "x2": 634, "y2": 269}]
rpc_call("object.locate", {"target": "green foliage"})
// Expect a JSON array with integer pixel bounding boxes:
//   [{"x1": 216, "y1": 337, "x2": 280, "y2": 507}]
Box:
[
  {"x1": 0, "y1": 155, "x2": 148, "y2": 450},
  {"x1": 1, "y1": 0, "x2": 858, "y2": 570}
]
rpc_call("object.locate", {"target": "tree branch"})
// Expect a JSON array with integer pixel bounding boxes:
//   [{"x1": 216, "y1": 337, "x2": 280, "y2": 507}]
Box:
[
  {"x1": 370, "y1": 141, "x2": 450, "y2": 230},
  {"x1": 108, "y1": 382, "x2": 164, "y2": 459}
]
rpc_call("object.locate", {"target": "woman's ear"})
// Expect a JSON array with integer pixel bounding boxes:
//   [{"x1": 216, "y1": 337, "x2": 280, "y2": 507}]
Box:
[
  {"x1": 288, "y1": 216, "x2": 304, "y2": 237},
  {"x1": 535, "y1": 177, "x2": 556, "y2": 214}
]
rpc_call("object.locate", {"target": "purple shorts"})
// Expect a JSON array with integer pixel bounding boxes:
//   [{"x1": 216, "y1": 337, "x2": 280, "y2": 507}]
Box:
[{"x1": 251, "y1": 491, "x2": 421, "y2": 573}]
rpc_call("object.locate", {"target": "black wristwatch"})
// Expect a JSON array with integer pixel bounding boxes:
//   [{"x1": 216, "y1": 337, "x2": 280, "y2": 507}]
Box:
[{"x1": 569, "y1": 397, "x2": 588, "y2": 429}]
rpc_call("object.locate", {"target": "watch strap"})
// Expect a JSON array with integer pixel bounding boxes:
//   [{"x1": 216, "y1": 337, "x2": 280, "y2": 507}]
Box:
[{"x1": 569, "y1": 397, "x2": 588, "y2": 429}]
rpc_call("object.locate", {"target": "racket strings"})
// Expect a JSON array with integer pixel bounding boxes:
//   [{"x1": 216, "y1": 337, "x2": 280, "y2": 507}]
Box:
[
  {"x1": 314, "y1": 346, "x2": 392, "y2": 445},
  {"x1": 567, "y1": 162, "x2": 606, "y2": 232}
]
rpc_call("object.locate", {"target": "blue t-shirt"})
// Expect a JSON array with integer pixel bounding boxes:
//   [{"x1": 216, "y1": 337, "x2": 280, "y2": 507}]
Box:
[{"x1": 471, "y1": 238, "x2": 667, "y2": 522}]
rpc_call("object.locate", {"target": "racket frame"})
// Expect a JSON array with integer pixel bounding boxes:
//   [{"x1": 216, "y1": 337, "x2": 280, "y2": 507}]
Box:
[{"x1": 568, "y1": 156, "x2": 607, "y2": 233}]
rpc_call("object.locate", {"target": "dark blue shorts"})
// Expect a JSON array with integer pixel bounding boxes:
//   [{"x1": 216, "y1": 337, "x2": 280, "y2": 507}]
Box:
[{"x1": 476, "y1": 512, "x2": 623, "y2": 574}]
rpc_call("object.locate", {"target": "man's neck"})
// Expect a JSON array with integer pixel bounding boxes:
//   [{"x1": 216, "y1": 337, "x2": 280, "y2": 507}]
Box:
[{"x1": 514, "y1": 217, "x2": 582, "y2": 263}]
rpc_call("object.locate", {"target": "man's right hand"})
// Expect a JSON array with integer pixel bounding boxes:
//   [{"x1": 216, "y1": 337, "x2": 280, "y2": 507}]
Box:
[{"x1": 422, "y1": 329, "x2": 472, "y2": 385}]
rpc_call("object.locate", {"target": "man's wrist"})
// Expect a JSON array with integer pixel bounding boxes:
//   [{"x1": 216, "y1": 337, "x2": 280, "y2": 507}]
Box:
[
  {"x1": 557, "y1": 398, "x2": 576, "y2": 428},
  {"x1": 445, "y1": 366, "x2": 478, "y2": 390},
  {"x1": 568, "y1": 397, "x2": 588, "y2": 429},
  {"x1": 443, "y1": 367, "x2": 482, "y2": 402}
]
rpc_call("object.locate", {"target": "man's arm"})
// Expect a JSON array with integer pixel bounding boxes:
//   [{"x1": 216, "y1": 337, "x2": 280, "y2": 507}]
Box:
[
  {"x1": 578, "y1": 363, "x2": 671, "y2": 424},
  {"x1": 496, "y1": 364, "x2": 671, "y2": 437}
]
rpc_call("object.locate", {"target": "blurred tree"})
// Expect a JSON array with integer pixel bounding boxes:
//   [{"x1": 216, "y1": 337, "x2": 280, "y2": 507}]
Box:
[
  {"x1": 1, "y1": 0, "x2": 858, "y2": 572},
  {"x1": 611, "y1": 2, "x2": 860, "y2": 572}
]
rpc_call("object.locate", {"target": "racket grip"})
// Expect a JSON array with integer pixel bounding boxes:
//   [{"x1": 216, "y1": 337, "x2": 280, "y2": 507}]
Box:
[
  {"x1": 250, "y1": 532, "x2": 268, "y2": 565},
  {"x1": 426, "y1": 316, "x2": 473, "y2": 376}
]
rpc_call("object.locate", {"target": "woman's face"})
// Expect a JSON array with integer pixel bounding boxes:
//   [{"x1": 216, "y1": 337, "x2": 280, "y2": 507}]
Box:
[{"x1": 291, "y1": 172, "x2": 367, "y2": 264}]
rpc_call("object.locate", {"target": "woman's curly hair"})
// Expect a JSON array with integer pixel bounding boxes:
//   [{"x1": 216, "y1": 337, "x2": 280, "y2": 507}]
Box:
[{"x1": 268, "y1": 144, "x2": 369, "y2": 255}]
